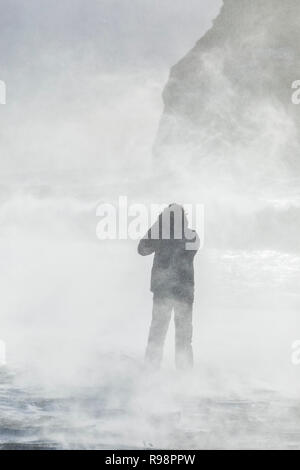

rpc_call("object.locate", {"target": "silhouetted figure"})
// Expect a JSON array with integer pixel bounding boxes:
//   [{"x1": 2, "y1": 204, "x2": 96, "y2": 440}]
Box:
[{"x1": 138, "y1": 204, "x2": 200, "y2": 370}]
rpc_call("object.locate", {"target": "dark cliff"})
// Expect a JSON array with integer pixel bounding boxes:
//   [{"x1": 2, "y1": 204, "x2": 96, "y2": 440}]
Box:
[{"x1": 154, "y1": 0, "x2": 300, "y2": 180}]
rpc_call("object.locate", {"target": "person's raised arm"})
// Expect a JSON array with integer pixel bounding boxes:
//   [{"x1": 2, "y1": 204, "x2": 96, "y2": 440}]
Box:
[
  {"x1": 138, "y1": 235, "x2": 156, "y2": 256},
  {"x1": 138, "y1": 222, "x2": 161, "y2": 256},
  {"x1": 138, "y1": 212, "x2": 165, "y2": 256}
]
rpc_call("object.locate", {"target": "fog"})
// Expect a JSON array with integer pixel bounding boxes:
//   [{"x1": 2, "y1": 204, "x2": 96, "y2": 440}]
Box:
[
  {"x1": 0, "y1": 0, "x2": 221, "y2": 176},
  {"x1": 1, "y1": 0, "x2": 300, "y2": 450}
]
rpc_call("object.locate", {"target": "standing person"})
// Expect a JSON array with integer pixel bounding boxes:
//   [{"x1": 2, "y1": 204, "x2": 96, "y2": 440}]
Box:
[{"x1": 138, "y1": 204, "x2": 200, "y2": 370}]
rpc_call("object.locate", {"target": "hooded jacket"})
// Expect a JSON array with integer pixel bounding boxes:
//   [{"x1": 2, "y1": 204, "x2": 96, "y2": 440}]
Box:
[{"x1": 138, "y1": 207, "x2": 200, "y2": 303}]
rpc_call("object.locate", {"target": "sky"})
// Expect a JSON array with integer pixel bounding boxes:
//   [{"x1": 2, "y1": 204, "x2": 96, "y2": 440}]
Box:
[{"x1": 0, "y1": 0, "x2": 221, "y2": 69}]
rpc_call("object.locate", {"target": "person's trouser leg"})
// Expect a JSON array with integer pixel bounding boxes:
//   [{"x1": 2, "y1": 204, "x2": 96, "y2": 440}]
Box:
[
  {"x1": 145, "y1": 294, "x2": 172, "y2": 368},
  {"x1": 174, "y1": 299, "x2": 193, "y2": 370}
]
